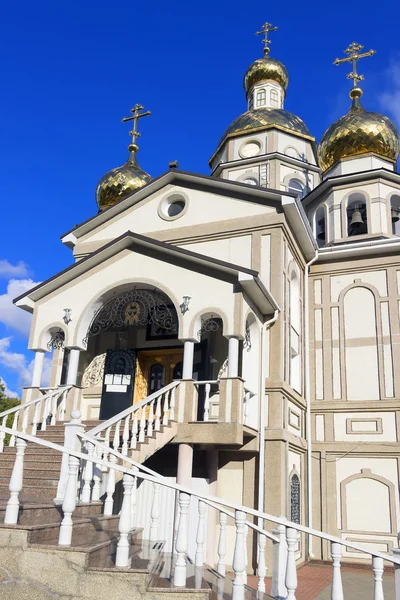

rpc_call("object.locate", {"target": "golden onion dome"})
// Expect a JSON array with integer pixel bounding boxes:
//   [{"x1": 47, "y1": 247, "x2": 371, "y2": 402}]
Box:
[
  {"x1": 318, "y1": 88, "x2": 400, "y2": 172},
  {"x1": 244, "y1": 57, "x2": 289, "y2": 94}
]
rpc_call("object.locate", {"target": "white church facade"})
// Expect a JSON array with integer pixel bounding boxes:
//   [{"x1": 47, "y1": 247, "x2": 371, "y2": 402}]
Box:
[{"x1": 13, "y1": 25, "x2": 400, "y2": 569}]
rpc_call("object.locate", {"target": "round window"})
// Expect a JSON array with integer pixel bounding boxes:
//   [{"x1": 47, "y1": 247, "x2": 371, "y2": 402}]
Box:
[
  {"x1": 167, "y1": 199, "x2": 185, "y2": 217},
  {"x1": 158, "y1": 193, "x2": 188, "y2": 221},
  {"x1": 240, "y1": 140, "x2": 261, "y2": 158}
]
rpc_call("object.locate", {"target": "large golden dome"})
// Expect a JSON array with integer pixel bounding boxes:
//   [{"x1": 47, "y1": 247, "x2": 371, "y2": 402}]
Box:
[
  {"x1": 244, "y1": 57, "x2": 289, "y2": 94},
  {"x1": 318, "y1": 91, "x2": 400, "y2": 171}
]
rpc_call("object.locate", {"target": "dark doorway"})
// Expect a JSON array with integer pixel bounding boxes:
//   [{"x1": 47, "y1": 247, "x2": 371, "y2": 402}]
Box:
[{"x1": 100, "y1": 349, "x2": 137, "y2": 420}]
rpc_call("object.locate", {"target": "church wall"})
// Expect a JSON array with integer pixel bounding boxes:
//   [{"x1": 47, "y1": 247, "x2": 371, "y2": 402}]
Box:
[
  {"x1": 178, "y1": 235, "x2": 252, "y2": 270},
  {"x1": 325, "y1": 155, "x2": 395, "y2": 178}
]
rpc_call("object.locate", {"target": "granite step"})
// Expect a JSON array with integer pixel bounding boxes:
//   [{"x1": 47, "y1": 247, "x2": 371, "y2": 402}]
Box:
[
  {"x1": 0, "y1": 500, "x2": 103, "y2": 525},
  {"x1": 27, "y1": 514, "x2": 121, "y2": 544},
  {"x1": 0, "y1": 484, "x2": 58, "y2": 501}
]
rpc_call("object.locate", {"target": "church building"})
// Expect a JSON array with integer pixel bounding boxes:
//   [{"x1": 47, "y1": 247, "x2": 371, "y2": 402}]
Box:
[{"x1": 14, "y1": 23, "x2": 400, "y2": 566}]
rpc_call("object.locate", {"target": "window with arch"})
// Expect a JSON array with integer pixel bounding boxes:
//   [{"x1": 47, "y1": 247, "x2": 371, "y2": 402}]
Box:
[
  {"x1": 289, "y1": 269, "x2": 301, "y2": 393},
  {"x1": 270, "y1": 89, "x2": 279, "y2": 107},
  {"x1": 148, "y1": 363, "x2": 165, "y2": 394},
  {"x1": 315, "y1": 205, "x2": 326, "y2": 247},
  {"x1": 390, "y1": 194, "x2": 400, "y2": 235},
  {"x1": 256, "y1": 89, "x2": 266, "y2": 107},
  {"x1": 288, "y1": 178, "x2": 306, "y2": 199},
  {"x1": 242, "y1": 178, "x2": 258, "y2": 186},
  {"x1": 346, "y1": 193, "x2": 367, "y2": 236},
  {"x1": 290, "y1": 473, "x2": 301, "y2": 524}
]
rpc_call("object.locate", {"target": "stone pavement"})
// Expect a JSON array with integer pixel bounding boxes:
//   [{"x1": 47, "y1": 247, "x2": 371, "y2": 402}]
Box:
[{"x1": 247, "y1": 563, "x2": 395, "y2": 600}]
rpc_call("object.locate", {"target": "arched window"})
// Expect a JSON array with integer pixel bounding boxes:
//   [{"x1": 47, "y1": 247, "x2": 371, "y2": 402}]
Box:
[
  {"x1": 290, "y1": 473, "x2": 301, "y2": 524},
  {"x1": 288, "y1": 178, "x2": 305, "y2": 199},
  {"x1": 242, "y1": 178, "x2": 258, "y2": 186},
  {"x1": 270, "y1": 89, "x2": 279, "y2": 107},
  {"x1": 148, "y1": 363, "x2": 165, "y2": 394},
  {"x1": 390, "y1": 194, "x2": 400, "y2": 235},
  {"x1": 315, "y1": 205, "x2": 326, "y2": 247},
  {"x1": 346, "y1": 193, "x2": 367, "y2": 236},
  {"x1": 256, "y1": 89, "x2": 266, "y2": 107}
]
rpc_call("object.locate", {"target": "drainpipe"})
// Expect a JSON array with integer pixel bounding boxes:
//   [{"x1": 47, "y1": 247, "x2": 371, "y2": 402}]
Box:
[
  {"x1": 257, "y1": 308, "x2": 279, "y2": 531},
  {"x1": 304, "y1": 250, "x2": 318, "y2": 559}
]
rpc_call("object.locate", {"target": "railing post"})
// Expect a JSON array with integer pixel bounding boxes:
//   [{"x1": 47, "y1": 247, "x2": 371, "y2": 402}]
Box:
[
  {"x1": 116, "y1": 473, "x2": 134, "y2": 567},
  {"x1": 139, "y1": 407, "x2": 146, "y2": 443},
  {"x1": 149, "y1": 482, "x2": 161, "y2": 542},
  {"x1": 8, "y1": 412, "x2": 19, "y2": 447},
  {"x1": 131, "y1": 466, "x2": 138, "y2": 529},
  {"x1": 243, "y1": 523, "x2": 248, "y2": 584},
  {"x1": 155, "y1": 392, "x2": 162, "y2": 430},
  {"x1": 217, "y1": 511, "x2": 227, "y2": 576},
  {"x1": 4, "y1": 437, "x2": 27, "y2": 524},
  {"x1": 113, "y1": 420, "x2": 121, "y2": 452},
  {"x1": 170, "y1": 387, "x2": 176, "y2": 421},
  {"x1": 271, "y1": 524, "x2": 287, "y2": 599},
  {"x1": 372, "y1": 556, "x2": 384, "y2": 600},
  {"x1": 80, "y1": 440, "x2": 95, "y2": 503},
  {"x1": 104, "y1": 453, "x2": 118, "y2": 516},
  {"x1": 148, "y1": 400, "x2": 155, "y2": 437},
  {"x1": 0, "y1": 416, "x2": 7, "y2": 453},
  {"x1": 257, "y1": 533, "x2": 267, "y2": 593},
  {"x1": 130, "y1": 414, "x2": 138, "y2": 450},
  {"x1": 393, "y1": 548, "x2": 400, "y2": 600},
  {"x1": 162, "y1": 390, "x2": 170, "y2": 426},
  {"x1": 122, "y1": 415, "x2": 130, "y2": 455},
  {"x1": 330, "y1": 542, "x2": 344, "y2": 600},
  {"x1": 173, "y1": 492, "x2": 190, "y2": 586},
  {"x1": 195, "y1": 499, "x2": 206, "y2": 566},
  {"x1": 232, "y1": 510, "x2": 246, "y2": 600},
  {"x1": 91, "y1": 443, "x2": 102, "y2": 502},
  {"x1": 59, "y1": 454, "x2": 80, "y2": 545},
  {"x1": 203, "y1": 383, "x2": 211, "y2": 422},
  {"x1": 285, "y1": 527, "x2": 298, "y2": 600},
  {"x1": 54, "y1": 410, "x2": 84, "y2": 505}
]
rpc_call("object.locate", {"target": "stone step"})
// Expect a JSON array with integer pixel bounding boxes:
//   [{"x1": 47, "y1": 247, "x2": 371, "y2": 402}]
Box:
[
  {"x1": 0, "y1": 466, "x2": 61, "y2": 478},
  {"x1": 0, "y1": 458, "x2": 62, "y2": 469},
  {"x1": 27, "y1": 514, "x2": 121, "y2": 544},
  {"x1": 0, "y1": 501, "x2": 103, "y2": 526},
  {"x1": 0, "y1": 484, "x2": 58, "y2": 501}
]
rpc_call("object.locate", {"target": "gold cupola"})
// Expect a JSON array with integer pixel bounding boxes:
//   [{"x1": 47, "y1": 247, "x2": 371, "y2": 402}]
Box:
[
  {"x1": 96, "y1": 104, "x2": 152, "y2": 211},
  {"x1": 244, "y1": 22, "x2": 288, "y2": 95},
  {"x1": 318, "y1": 43, "x2": 400, "y2": 172}
]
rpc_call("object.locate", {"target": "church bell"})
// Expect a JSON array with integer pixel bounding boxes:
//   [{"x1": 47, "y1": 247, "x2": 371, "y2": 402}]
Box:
[
  {"x1": 391, "y1": 209, "x2": 399, "y2": 223},
  {"x1": 349, "y1": 208, "x2": 367, "y2": 235}
]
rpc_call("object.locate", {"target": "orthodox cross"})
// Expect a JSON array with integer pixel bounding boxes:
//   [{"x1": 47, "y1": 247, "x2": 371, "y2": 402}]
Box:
[
  {"x1": 256, "y1": 22, "x2": 278, "y2": 56},
  {"x1": 122, "y1": 103, "x2": 151, "y2": 148},
  {"x1": 333, "y1": 42, "x2": 376, "y2": 87}
]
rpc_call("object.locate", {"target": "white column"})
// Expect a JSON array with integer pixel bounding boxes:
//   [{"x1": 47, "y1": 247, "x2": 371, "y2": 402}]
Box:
[
  {"x1": 66, "y1": 349, "x2": 80, "y2": 385},
  {"x1": 228, "y1": 337, "x2": 240, "y2": 378},
  {"x1": 31, "y1": 350, "x2": 45, "y2": 387},
  {"x1": 182, "y1": 340, "x2": 194, "y2": 379},
  {"x1": 177, "y1": 443, "x2": 193, "y2": 487}
]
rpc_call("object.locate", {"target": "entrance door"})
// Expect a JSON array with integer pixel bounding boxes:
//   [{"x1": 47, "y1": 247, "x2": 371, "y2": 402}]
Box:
[
  {"x1": 134, "y1": 349, "x2": 183, "y2": 403},
  {"x1": 100, "y1": 349, "x2": 137, "y2": 420}
]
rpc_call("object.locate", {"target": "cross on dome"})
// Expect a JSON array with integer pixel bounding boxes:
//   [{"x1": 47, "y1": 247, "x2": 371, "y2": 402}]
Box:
[
  {"x1": 333, "y1": 42, "x2": 376, "y2": 91},
  {"x1": 122, "y1": 103, "x2": 151, "y2": 153},
  {"x1": 256, "y1": 22, "x2": 278, "y2": 56}
]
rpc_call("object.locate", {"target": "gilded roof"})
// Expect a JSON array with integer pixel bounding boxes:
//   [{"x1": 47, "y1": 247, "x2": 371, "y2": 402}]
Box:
[
  {"x1": 318, "y1": 101, "x2": 400, "y2": 171},
  {"x1": 244, "y1": 57, "x2": 289, "y2": 93},
  {"x1": 217, "y1": 108, "x2": 313, "y2": 149},
  {"x1": 96, "y1": 159, "x2": 152, "y2": 211}
]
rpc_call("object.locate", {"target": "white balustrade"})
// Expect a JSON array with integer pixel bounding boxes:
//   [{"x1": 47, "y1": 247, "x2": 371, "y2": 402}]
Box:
[
  {"x1": 204, "y1": 383, "x2": 211, "y2": 421},
  {"x1": 195, "y1": 499, "x2": 206, "y2": 566},
  {"x1": 139, "y1": 407, "x2": 146, "y2": 443},
  {"x1": 243, "y1": 523, "x2": 248, "y2": 584},
  {"x1": 92, "y1": 444, "x2": 102, "y2": 502},
  {"x1": 80, "y1": 441, "x2": 95, "y2": 503},
  {"x1": 173, "y1": 492, "x2": 190, "y2": 586},
  {"x1": 232, "y1": 510, "x2": 247, "y2": 600},
  {"x1": 4, "y1": 437, "x2": 27, "y2": 524},
  {"x1": 285, "y1": 527, "x2": 298, "y2": 600},
  {"x1": 330, "y1": 541, "x2": 344, "y2": 600},
  {"x1": 163, "y1": 390, "x2": 170, "y2": 426},
  {"x1": 104, "y1": 454, "x2": 118, "y2": 516},
  {"x1": 148, "y1": 400, "x2": 155, "y2": 437},
  {"x1": 372, "y1": 556, "x2": 384, "y2": 600},
  {"x1": 130, "y1": 466, "x2": 138, "y2": 529},
  {"x1": 116, "y1": 473, "x2": 134, "y2": 567},
  {"x1": 59, "y1": 388, "x2": 68, "y2": 421},
  {"x1": 257, "y1": 533, "x2": 267, "y2": 593},
  {"x1": 0, "y1": 416, "x2": 7, "y2": 452},
  {"x1": 122, "y1": 415, "x2": 130, "y2": 455},
  {"x1": 8, "y1": 413, "x2": 19, "y2": 447},
  {"x1": 170, "y1": 387, "x2": 176, "y2": 421},
  {"x1": 155, "y1": 393, "x2": 162, "y2": 430},
  {"x1": 59, "y1": 454, "x2": 80, "y2": 545},
  {"x1": 217, "y1": 511, "x2": 228, "y2": 576},
  {"x1": 113, "y1": 420, "x2": 121, "y2": 451},
  {"x1": 271, "y1": 523, "x2": 287, "y2": 599},
  {"x1": 149, "y1": 482, "x2": 161, "y2": 542},
  {"x1": 130, "y1": 414, "x2": 138, "y2": 450}
]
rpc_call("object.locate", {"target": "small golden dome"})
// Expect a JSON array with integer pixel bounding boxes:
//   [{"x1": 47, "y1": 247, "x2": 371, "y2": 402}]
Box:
[
  {"x1": 96, "y1": 150, "x2": 152, "y2": 211},
  {"x1": 244, "y1": 57, "x2": 289, "y2": 94},
  {"x1": 318, "y1": 94, "x2": 400, "y2": 171}
]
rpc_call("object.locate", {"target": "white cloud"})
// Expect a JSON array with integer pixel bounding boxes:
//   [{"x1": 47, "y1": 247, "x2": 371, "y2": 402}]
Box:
[
  {"x1": 379, "y1": 60, "x2": 400, "y2": 126},
  {"x1": 0, "y1": 337, "x2": 51, "y2": 390},
  {"x1": 0, "y1": 278, "x2": 39, "y2": 337},
  {"x1": 0, "y1": 260, "x2": 29, "y2": 279},
  {"x1": 0, "y1": 376, "x2": 19, "y2": 398}
]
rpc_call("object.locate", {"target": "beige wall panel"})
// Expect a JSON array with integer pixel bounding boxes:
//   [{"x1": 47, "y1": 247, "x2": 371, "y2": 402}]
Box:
[
  {"x1": 380, "y1": 302, "x2": 394, "y2": 397},
  {"x1": 345, "y1": 479, "x2": 390, "y2": 532},
  {"x1": 331, "y1": 270, "x2": 387, "y2": 302},
  {"x1": 314, "y1": 279, "x2": 322, "y2": 304},
  {"x1": 261, "y1": 234, "x2": 271, "y2": 288},
  {"x1": 180, "y1": 236, "x2": 252, "y2": 270},
  {"x1": 217, "y1": 460, "x2": 244, "y2": 566},
  {"x1": 333, "y1": 412, "x2": 396, "y2": 441},
  {"x1": 315, "y1": 349, "x2": 324, "y2": 400},
  {"x1": 315, "y1": 415, "x2": 325, "y2": 441}
]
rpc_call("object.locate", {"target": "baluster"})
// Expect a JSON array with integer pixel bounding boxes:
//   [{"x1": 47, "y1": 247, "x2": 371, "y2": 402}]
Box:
[
  {"x1": 203, "y1": 384, "x2": 211, "y2": 422},
  {"x1": 50, "y1": 391, "x2": 58, "y2": 425},
  {"x1": 155, "y1": 393, "x2": 162, "y2": 431},
  {"x1": 104, "y1": 425, "x2": 111, "y2": 448},
  {"x1": 170, "y1": 387, "x2": 176, "y2": 421},
  {"x1": 100, "y1": 450, "x2": 109, "y2": 497},
  {"x1": 257, "y1": 533, "x2": 267, "y2": 593},
  {"x1": 195, "y1": 499, "x2": 206, "y2": 566},
  {"x1": 115, "y1": 473, "x2": 134, "y2": 567},
  {"x1": 149, "y1": 482, "x2": 161, "y2": 541},
  {"x1": 271, "y1": 523, "x2": 288, "y2": 599},
  {"x1": 217, "y1": 511, "x2": 227, "y2": 576},
  {"x1": 0, "y1": 416, "x2": 7, "y2": 452},
  {"x1": 131, "y1": 466, "x2": 138, "y2": 529},
  {"x1": 21, "y1": 406, "x2": 29, "y2": 433},
  {"x1": 58, "y1": 454, "x2": 80, "y2": 545},
  {"x1": 122, "y1": 415, "x2": 130, "y2": 455},
  {"x1": 31, "y1": 401, "x2": 40, "y2": 435},
  {"x1": 9, "y1": 412, "x2": 19, "y2": 447},
  {"x1": 139, "y1": 407, "x2": 146, "y2": 443},
  {"x1": 232, "y1": 510, "x2": 246, "y2": 600},
  {"x1": 41, "y1": 395, "x2": 51, "y2": 431},
  {"x1": 285, "y1": 527, "x2": 298, "y2": 600},
  {"x1": 173, "y1": 492, "x2": 190, "y2": 586},
  {"x1": 372, "y1": 556, "x2": 384, "y2": 600},
  {"x1": 330, "y1": 542, "x2": 344, "y2": 600},
  {"x1": 130, "y1": 413, "x2": 138, "y2": 449},
  {"x1": 91, "y1": 444, "x2": 102, "y2": 502},
  {"x1": 162, "y1": 390, "x2": 170, "y2": 426},
  {"x1": 243, "y1": 523, "x2": 248, "y2": 584},
  {"x1": 104, "y1": 454, "x2": 117, "y2": 516},
  {"x1": 4, "y1": 437, "x2": 27, "y2": 524},
  {"x1": 243, "y1": 391, "x2": 250, "y2": 425},
  {"x1": 113, "y1": 420, "x2": 121, "y2": 451},
  {"x1": 59, "y1": 388, "x2": 67, "y2": 421},
  {"x1": 80, "y1": 441, "x2": 94, "y2": 503},
  {"x1": 148, "y1": 400, "x2": 155, "y2": 437}
]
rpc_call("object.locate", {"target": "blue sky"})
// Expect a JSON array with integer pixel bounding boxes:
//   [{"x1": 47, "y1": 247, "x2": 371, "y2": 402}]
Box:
[{"x1": 1, "y1": 0, "x2": 399, "y2": 396}]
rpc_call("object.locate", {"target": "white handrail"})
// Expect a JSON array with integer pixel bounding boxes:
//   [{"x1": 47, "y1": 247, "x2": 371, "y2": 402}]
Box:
[
  {"x1": 88, "y1": 380, "x2": 180, "y2": 437},
  {"x1": 0, "y1": 386, "x2": 71, "y2": 420}
]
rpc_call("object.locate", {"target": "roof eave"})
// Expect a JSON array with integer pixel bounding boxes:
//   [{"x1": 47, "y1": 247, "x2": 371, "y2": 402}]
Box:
[{"x1": 281, "y1": 195, "x2": 318, "y2": 260}]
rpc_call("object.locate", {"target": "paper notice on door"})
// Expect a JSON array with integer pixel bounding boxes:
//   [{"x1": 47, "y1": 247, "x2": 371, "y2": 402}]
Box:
[{"x1": 106, "y1": 384, "x2": 128, "y2": 393}]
